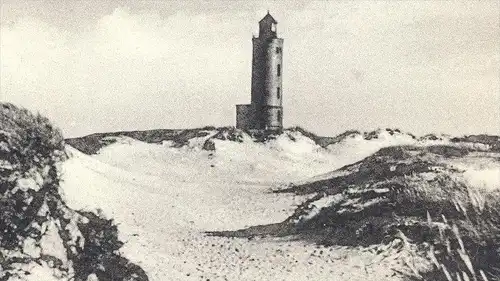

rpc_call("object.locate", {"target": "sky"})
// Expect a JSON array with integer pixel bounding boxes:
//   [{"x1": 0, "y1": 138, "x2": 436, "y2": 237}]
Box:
[{"x1": 1, "y1": 0, "x2": 499, "y2": 138}]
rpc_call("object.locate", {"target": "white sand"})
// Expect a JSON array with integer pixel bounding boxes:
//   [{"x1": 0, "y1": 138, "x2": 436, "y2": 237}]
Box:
[{"x1": 59, "y1": 132, "x2": 429, "y2": 281}]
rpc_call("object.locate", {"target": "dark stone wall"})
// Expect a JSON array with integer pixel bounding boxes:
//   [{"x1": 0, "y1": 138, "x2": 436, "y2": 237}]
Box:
[
  {"x1": 251, "y1": 38, "x2": 266, "y2": 107},
  {"x1": 263, "y1": 38, "x2": 283, "y2": 109},
  {"x1": 249, "y1": 37, "x2": 284, "y2": 130},
  {"x1": 236, "y1": 104, "x2": 256, "y2": 130},
  {"x1": 262, "y1": 106, "x2": 283, "y2": 130}
]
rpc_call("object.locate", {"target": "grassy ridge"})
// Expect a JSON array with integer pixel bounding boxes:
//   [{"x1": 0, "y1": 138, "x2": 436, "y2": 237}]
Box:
[
  {"x1": 0, "y1": 103, "x2": 148, "y2": 281},
  {"x1": 295, "y1": 145, "x2": 500, "y2": 281},
  {"x1": 212, "y1": 144, "x2": 500, "y2": 280},
  {"x1": 68, "y1": 125, "x2": 500, "y2": 156},
  {"x1": 65, "y1": 126, "x2": 408, "y2": 154}
]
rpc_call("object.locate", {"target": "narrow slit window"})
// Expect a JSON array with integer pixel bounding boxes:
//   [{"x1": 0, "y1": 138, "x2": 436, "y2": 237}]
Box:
[
  {"x1": 277, "y1": 87, "x2": 281, "y2": 99},
  {"x1": 277, "y1": 64, "x2": 281, "y2": 77},
  {"x1": 278, "y1": 110, "x2": 282, "y2": 122}
]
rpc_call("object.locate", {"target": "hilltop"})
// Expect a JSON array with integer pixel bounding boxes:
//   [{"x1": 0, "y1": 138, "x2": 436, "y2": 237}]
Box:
[{"x1": 66, "y1": 126, "x2": 450, "y2": 154}]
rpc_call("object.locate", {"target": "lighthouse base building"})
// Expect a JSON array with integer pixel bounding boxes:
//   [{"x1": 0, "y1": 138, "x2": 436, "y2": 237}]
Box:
[{"x1": 236, "y1": 12, "x2": 283, "y2": 132}]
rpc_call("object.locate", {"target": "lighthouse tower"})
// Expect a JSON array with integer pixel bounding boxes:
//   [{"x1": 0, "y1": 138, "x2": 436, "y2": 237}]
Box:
[{"x1": 236, "y1": 12, "x2": 284, "y2": 132}]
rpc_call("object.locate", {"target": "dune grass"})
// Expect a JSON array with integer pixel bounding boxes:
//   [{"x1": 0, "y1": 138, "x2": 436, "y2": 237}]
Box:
[
  {"x1": 0, "y1": 103, "x2": 148, "y2": 281},
  {"x1": 211, "y1": 143, "x2": 500, "y2": 280}
]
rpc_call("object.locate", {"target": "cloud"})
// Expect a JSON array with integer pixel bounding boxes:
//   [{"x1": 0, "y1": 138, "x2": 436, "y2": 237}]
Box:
[
  {"x1": 1, "y1": 7, "x2": 254, "y2": 136},
  {"x1": 1, "y1": 2, "x2": 499, "y2": 137}
]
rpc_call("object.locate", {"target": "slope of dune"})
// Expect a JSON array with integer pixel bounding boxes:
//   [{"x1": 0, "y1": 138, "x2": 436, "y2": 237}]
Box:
[
  {"x1": 59, "y1": 129, "x2": 442, "y2": 281},
  {"x1": 221, "y1": 143, "x2": 500, "y2": 281},
  {"x1": 0, "y1": 103, "x2": 146, "y2": 281}
]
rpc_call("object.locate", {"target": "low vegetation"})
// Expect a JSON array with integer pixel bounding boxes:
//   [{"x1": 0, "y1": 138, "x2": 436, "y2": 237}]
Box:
[
  {"x1": 0, "y1": 103, "x2": 147, "y2": 280},
  {"x1": 65, "y1": 126, "x2": 220, "y2": 154},
  {"x1": 212, "y1": 144, "x2": 500, "y2": 281},
  {"x1": 66, "y1": 125, "x2": 416, "y2": 155}
]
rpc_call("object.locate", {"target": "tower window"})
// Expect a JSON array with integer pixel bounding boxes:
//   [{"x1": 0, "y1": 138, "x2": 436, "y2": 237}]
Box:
[
  {"x1": 276, "y1": 47, "x2": 281, "y2": 54},
  {"x1": 277, "y1": 64, "x2": 281, "y2": 77},
  {"x1": 277, "y1": 87, "x2": 281, "y2": 99},
  {"x1": 278, "y1": 110, "x2": 282, "y2": 122}
]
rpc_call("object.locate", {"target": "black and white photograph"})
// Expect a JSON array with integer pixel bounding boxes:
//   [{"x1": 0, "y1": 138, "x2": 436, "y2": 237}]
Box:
[{"x1": 0, "y1": 1, "x2": 499, "y2": 280}]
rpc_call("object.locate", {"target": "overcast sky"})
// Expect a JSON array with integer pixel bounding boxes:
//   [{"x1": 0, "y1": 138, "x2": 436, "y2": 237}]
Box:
[{"x1": 1, "y1": 1, "x2": 498, "y2": 137}]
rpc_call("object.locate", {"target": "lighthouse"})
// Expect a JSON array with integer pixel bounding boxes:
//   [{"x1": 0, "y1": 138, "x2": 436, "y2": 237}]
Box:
[{"x1": 236, "y1": 12, "x2": 284, "y2": 132}]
